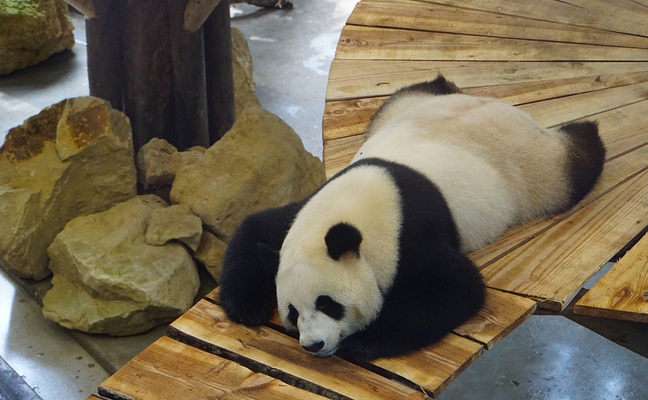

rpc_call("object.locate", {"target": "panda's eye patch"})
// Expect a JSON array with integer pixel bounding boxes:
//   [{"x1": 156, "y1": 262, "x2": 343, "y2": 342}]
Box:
[
  {"x1": 288, "y1": 304, "x2": 299, "y2": 326},
  {"x1": 315, "y1": 295, "x2": 345, "y2": 320}
]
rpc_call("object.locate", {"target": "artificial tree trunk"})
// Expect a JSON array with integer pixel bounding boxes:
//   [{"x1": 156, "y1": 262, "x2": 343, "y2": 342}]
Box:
[{"x1": 83, "y1": 0, "x2": 235, "y2": 151}]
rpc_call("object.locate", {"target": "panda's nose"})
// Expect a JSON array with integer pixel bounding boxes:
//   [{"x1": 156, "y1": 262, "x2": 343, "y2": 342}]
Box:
[{"x1": 302, "y1": 341, "x2": 325, "y2": 353}]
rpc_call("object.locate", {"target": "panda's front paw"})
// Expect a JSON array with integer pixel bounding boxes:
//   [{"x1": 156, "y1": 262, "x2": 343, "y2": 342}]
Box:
[
  {"x1": 220, "y1": 290, "x2": 275, "y2": 326},
  {"x1": 338, "y1": 335, "x2": 383, "y2": 360}
]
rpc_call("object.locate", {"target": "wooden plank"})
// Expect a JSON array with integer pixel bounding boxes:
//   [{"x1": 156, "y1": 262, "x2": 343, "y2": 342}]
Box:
[
  {"x1": 462, "y1": 72, "x2": 648, "y2": 106},
  {"x1": 325, "y1": 60, "x2": 648, "y2": 101},
  {"x1": 323, "y1": 97, "x2": 385, "y2": 141},
  {"x1": 323, "y1": 134, "x2": 366, "y2": 178},
  {"x1": 369, "y1": 334, "x2": 482, "y2": 398},
  {"x1": 99, "y1": 336, "x2": 323, "y2": 400},
  {"x1": 480, "y1": 169, "x2": 648, "y2": 311},
  {"x1": 574, "y1": 233, "x2": 648, "y2": 322},
  {"x1": 185, "y1": 294, "x2": 491, "y2": 398},
  {"x1": 453, "y1": 289, "x2": 536, "y2": 349},
  {"x1": 322, "y1": 73, "x2": 648, "y2": 142},
  {"x1": 207, "y1": 284, "x2": 535, "y2": 352},
  {"x1": 203, "y1": 289, "x2": 534, "y2": 397},
  {"x1": 519, "y1": 81, "x2": 648, "y2": 128},
  {"x1": 348, "y1": 1, "x2": 648, "y2": 49},
  {"x1": 169, "y1": 299, "x2": 427, "y2": 400},
  {"x1": 583, "y1": 99, "x2": 648, "y2": 159},
  {"x1": 336, "y1": 26, "x2": 648, "y2": 62},
  {"x1": 401, "y1": 0, "x2": 648, "y2": 37}
]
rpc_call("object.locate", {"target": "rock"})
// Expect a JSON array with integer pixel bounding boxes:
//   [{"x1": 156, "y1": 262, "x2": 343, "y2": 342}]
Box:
[
  {"x1": 136, "y1": 138, "x2": 204, "y2": 191},
  {"x1": 0, "y1": 97, "x2": 137, "y2": 280},
  {"x1": 231, "y1": 27, "x2": 259, "y2": 113},
  {"x1": 42, "y1": 195, "x2": 200, "y2": 336},
  {"x1": 0, "y1": 0, "x2": 75, "y2": 75},
  {"x1": 170, "y1": 103, "x2": 325, "y2": 240},
  {"x1": 135, "y1": 28, "x2": 259, "y2": 193},
  {"x1": 193, "y1": 231, "x2": 228, "y2": 281},
  {"x1": 146, "y1": 204, "x2": 203, "y2": 251},
  {"x1": 140, "y1": 28, "x2": 324, "y2": 243}
]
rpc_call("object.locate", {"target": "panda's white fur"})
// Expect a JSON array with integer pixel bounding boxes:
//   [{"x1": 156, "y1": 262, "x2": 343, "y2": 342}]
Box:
[
  {"x1": 356, "y1": 93, "x2": 572, "y2": 252},
  {"x1": 218, "y1": 76, "x2": 605, "y2": 360},
  {"x1": 277, "y1": 165, "x2": 402, "y2": 356}
]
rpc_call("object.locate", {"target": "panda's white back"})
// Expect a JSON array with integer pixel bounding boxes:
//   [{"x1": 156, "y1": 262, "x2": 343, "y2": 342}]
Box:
[{"x1": 353, "y1": 94, "x2": 572, "y2": 252}]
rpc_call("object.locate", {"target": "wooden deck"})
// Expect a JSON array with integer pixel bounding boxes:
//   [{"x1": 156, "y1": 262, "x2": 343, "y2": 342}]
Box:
[{"x1": 92, "y1": 1, "x2": 648, "y2": 399}]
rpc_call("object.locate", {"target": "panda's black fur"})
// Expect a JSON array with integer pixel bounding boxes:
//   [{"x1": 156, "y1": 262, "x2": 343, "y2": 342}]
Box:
[{"x1": 219, "y1": 75, "x2": 605, "y2": 360}]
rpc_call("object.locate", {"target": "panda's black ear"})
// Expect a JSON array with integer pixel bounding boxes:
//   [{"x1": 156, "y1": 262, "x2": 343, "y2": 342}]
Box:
[{"x1": 325, "y1": 223, "x2": 362, "y2": 261}]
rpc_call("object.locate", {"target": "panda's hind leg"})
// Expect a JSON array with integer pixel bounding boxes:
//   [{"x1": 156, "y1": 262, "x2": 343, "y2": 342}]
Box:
[
  {"x1": 366, "y1": 75, "x2": 463, "y2": 135},
  {"x1": 395, "y1": 74, "x2": 464, "y2": 97},
  {"x1": 559, "y1": 121, "x2": 606, "y2": 207}
]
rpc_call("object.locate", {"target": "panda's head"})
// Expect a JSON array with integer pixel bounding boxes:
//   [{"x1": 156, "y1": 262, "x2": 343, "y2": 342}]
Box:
[{"x1": 276, "y1": 222, "x2": 384, "y2": 357}]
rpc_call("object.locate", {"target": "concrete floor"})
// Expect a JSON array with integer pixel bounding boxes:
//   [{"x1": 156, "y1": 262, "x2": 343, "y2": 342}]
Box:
[{"x1": 0, "y1": 1, "x2": 647, "y2": 399}]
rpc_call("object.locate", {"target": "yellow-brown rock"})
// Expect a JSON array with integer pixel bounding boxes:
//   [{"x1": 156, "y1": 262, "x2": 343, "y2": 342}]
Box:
[
  {"x1": 145, "y1": 203, "x2": 203, "y2": 251},
  {"x1": 42, "y1": 195, "x2": 199, "y2": 335},
  {"x1": 170, "y1": 104, "x2": 325, "y2": 241},
  {"x1": 136, "y1": 138, "x2": 204, "y2": 191},
  {"x1": 193, "y1": 230, "x2": 228, "y2": 281},
  {"x1": 0, "y1": 0, "x2": 75, "y2": 75},
  {"x1": 0, "y1": 97, "x2": 137, "y2": 280},
  {"x1": 231, "y1": 27, "x2": 259, "y2": 113}
]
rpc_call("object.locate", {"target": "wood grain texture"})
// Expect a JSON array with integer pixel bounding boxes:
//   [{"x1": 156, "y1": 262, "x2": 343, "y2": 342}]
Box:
[
  {"x1": 336, "y1": 26, "x2": 648, "y2": 62},
  {"x1": 99, "y1": 336, "x2": 323, "y2": 400},
  {"x1": 405, "y1": 0, "x2": 648, "y2": 36},
  {"x1": 192, "y1": 292, "x2": 490, "y2": 398},
  {"x1": 453, "y1": 289, "x2": 536, "y2": 349},
  {"x1": 518, "y1": 81, "x2": 648, "y2": 128},
  {"x1": 369, "y1": 333, "x2": 482, "y2": 398},
  {"x1": 85, "y1": 395, "x2": 110, "y2": 400},
  {"x1": 201, "y1": 285, "x2": 535, "y2": 397},
  {"x1": 574, "y1": 234, "x2": 648, "y2": 322},
  {"x1": 206, "y1": 285, "x2": 534, "y2": 351},
  {"x1": 169, "y1": 299, "x2": 427, "y2": 400},
  {"x1": 326, "y1": 59, "x2": 648, "y2": 101},
  {"x1": 481, "y1": 170, "x2": 648, "y2": 311},
  {"x1": 348, "y1": 1, "x2": 648, "y2": 49}
]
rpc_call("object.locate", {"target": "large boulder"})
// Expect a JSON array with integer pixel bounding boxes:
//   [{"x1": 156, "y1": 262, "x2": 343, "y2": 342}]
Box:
[
  {"x1": 170, "y1": 103, "x2": 325, "y2": 241},
  {"x1": 0, "y1": 97, "x2": 137, "y2": 280},
  {"x1": 0, "y1": 0, "x2": 75, "y2": 75},
  {"x1": 42, "y1": 195, "x2": 200, "y2": 336}
]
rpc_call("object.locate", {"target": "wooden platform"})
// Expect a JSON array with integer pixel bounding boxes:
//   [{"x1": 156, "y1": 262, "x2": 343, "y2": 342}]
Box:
[{"x1": 91, "y1": 1, "x2": 648, "y2": 399}]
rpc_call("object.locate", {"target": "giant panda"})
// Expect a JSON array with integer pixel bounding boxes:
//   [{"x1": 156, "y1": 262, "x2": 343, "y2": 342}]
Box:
[{"x1": 218, "y1": 75, "x2": 605, "y2": 360}]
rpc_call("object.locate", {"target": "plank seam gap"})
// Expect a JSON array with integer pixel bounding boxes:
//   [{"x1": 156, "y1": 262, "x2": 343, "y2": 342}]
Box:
[
  {"x1": 605, "y1": 141, "x2": 648, "y2": 164},
  {"x1": 202, "y1": 290, "x2": 477, "y2": 398},
  {"x1": 342, "y1": 22, "x2": 648, "y2": 50},
  {"x1": 547, "y1": 99, "x2": 648, "y2": 129},
  {"x1": 386, "y1": 0, "x2": 648, "y2": 39},
  {"x1": 166, "y1": 326, "x2": 351, "y2": 400}
]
